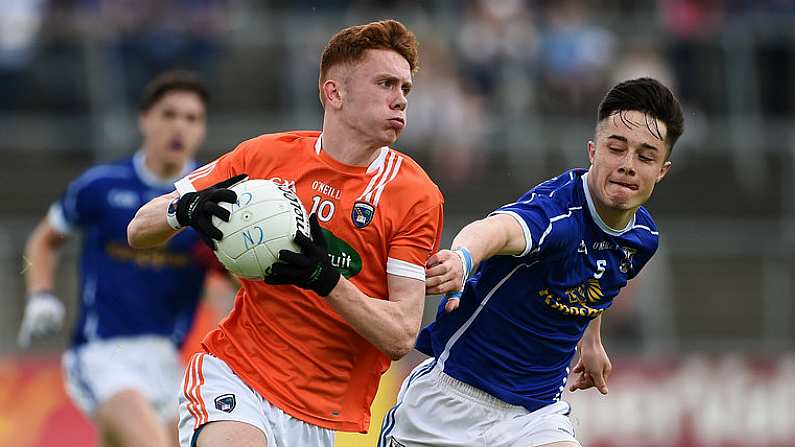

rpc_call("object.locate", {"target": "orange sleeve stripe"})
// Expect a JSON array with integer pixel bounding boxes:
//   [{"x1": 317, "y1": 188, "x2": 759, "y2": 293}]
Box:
[{"x1": 188, "y1": 161, "x2": 219, "y2": 182}]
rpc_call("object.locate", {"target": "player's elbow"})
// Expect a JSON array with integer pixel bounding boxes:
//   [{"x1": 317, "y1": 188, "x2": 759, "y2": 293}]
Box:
[
  {"x1": 386, "y1": 344, "x2": 412, "y2": 361},
  {"x1": 385, "y1": 334, "x2": 415, "y2": 361},
  {"x1": 127, "y1": 217, "x2": 151, "y2": 249},
  {"x1": 127, "y1": 219, "x2": 140, "y2": 247}
]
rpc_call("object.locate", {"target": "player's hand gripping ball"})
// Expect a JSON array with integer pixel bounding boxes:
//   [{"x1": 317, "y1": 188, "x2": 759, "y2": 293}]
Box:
[{"x1": 211, "y1": 179, "x2": 311, "y2": 279}]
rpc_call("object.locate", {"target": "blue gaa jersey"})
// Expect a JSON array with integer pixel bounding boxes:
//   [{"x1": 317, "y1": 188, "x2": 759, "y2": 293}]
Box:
[
  {"x1": 416, "y1": 168, "x2": 659, "y2": 412},
  {"x1": 48, "y1": 151, "x2": 207, "y2": 348}
]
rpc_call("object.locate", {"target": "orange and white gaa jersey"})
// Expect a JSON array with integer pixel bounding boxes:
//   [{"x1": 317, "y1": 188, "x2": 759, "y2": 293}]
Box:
[{"x1": 175, "y1": 131, "x2": 444, "y2": 432}]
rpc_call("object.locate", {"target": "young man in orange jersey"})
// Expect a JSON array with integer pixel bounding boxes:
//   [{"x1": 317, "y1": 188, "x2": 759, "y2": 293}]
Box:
[{"x1": 127, "y1": 20, "x2": 443, "y2": 447}]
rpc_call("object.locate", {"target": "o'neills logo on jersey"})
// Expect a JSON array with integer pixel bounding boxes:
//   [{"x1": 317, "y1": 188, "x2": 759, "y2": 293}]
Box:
[
  {"x1": 268, "y1": 176, "x2": 296, "y2": 189},
  {"x1": 538, "y1": 279, "x2": 605, "y2": 318},
  {"x1": 351, "y1": 201, "x2": 375, "y2": 228},
  {"x1": 321, "y1": 228, "x2": 362, "y2": 278},
  {"x1": 276, "y1": 183, "x2": 310, "y2": 238}
]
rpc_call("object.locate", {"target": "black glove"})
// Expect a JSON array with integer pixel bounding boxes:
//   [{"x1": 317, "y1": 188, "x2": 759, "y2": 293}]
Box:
[
  {"x1": 175, "y1": 174, "x2": 247, "y2": 248},
  {"x1": 265, "y1": 214, "x2": 341, "y2": 297}
]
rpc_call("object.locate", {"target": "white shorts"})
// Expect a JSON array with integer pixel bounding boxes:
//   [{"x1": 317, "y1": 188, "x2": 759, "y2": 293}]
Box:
[
  {"x1": 379, "y1": 358, "x2": 580, "y2": 447},
  {"x1": 178, "y1": 353, "x2": 334, "y2": 447},
  {"x1": 62, "y1": 335, "x2": 182, "y2": 422}
]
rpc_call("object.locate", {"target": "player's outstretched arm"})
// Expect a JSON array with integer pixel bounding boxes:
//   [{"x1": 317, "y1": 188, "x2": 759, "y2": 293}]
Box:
[
  {"x1": 18, "y1": 218, "x2": 67, "y2": 347},
  {"x1": 569, "y1": 315, "x2": 611, "y2": 395},
  {"x1": 425, "y1": 213, "x2": 526, "y2": 296},
  {"x1": 128, "y1": 174, "x2": 246, "y2": 249},
  {"x1": 127, "y1": 191, "x2": 181, "y2": 248}
]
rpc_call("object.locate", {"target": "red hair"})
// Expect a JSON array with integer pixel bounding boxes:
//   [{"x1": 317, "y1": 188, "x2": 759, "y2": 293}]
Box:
[{"x1": 319, "y1": 19, "x2": 419, "y2": 85}]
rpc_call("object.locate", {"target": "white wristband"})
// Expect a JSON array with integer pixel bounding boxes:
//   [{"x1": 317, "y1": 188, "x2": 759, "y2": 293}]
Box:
[{"x1": 166, "y1": 196, "x2": 183, "y2": 230}]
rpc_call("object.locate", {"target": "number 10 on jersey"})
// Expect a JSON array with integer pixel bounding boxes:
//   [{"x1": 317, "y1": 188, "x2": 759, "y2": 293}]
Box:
[{"x1": 311, "y1": 196, "x2": 335, "y2": 222}]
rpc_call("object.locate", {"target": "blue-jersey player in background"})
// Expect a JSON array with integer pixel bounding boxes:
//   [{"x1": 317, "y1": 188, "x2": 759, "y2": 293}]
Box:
[
  {"x1": 380, "y1": 77, "x2": 685, "y2": 447},
  {"x1": 17, "y1": 71, "x2": 222, "y2": 447}
]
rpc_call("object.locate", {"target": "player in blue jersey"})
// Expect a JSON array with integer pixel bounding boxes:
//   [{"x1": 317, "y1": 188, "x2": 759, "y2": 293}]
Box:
[
  {"x1": 18, "y1": 70, "x2": 220, "y2": 447},
  {"x1": 380, "y1": 77, "x2": 684, "y2": 447}
]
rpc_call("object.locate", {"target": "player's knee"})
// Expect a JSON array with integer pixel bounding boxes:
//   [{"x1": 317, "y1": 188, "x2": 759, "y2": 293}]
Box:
[
  {"x1": 163, "y1": 419, "x2": 179, "y2": 447},
  {"x1": 95, "y1": 390, "x2": 167, "y2": 447},
  {"x1": 195, "y1": 420, "x2": 267, "y2": 447}
]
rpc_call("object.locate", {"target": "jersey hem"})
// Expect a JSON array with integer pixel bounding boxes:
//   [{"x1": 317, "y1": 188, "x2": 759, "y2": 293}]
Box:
[{"x1": 206, "y1": 347, "x2": 370, "y2": 433}]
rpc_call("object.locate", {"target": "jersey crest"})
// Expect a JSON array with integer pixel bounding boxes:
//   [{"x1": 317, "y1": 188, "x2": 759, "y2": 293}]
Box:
[
  {"x1": 351, "y1": 201, "x2": 375, "y2": 228},
  {"x1": 619, "y1": 246, "x2": 637, "y2": 274}
]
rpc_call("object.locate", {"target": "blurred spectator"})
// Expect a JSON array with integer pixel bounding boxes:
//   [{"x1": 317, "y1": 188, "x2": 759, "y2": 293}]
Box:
[
  {"x1": 0, "y1": 0, "x2": 44, "y2": 70},
  {"x1": 536, "y1": 0, "x2": 615, "y2": 118},
  {"x1": 0, "y1": 0, "x2": 45, "y2": 108},
  {"x1": 662, "y1": 0, "x2": 722, "y2": 38},
  {"x1": 402, "y1": 38, "x2": 489, "y2": 187},
  {"x1": 661, "y1": 0, "x2": 725, "y2": 115},
  {"x1": 456, "y1": 0, "x2": 538, "y2": 99},
  {"x1": 610, "y1": 41, "x2": 675, "y2": 90},
  {"x1": 80, "y1": 0, "x2": 228, "y2": 105},
  {"x1": 724, "y1": 0, "x2": 795, "y2": 17},
  {"x1": 723, "y1": 1, "x2": 795, "y2": 118}
]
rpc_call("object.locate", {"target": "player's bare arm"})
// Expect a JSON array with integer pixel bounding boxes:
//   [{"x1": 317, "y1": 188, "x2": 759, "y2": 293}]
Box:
[
  {"x1": 18, "y1": 218, "x2": 68, "y2": 346},
  {"x1": 425, "y1": 213, "x2": 526, "y2": 296},
  {"x1": 265, "y1": 213, "x2": 425, "y2": 360},
  {"x1": 569, "y1": 314, "x2": 611, "y2": 395},
  {"x1": 326, "y1": 274, "x2": 425, "y2": 360},
  {"x1": 25, "y1": 218, "x2": 67, "y2": 293},
  {"x1": 129, "y1": 173, "x2": 244, "y2": 249},
  {"x1": 127, "y1": 190, "x2": 180, "y2": 248}
]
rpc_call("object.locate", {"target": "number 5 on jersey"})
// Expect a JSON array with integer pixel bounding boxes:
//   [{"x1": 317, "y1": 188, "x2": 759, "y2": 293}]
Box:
[{"x1": 594, "y1": 260, "x2": 607, "y2": 279}]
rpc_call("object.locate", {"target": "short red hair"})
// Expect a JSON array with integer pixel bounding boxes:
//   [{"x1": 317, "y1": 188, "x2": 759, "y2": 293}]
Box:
[{"x1": 319, "y1": 19, "x2": 419, "y2": 85}]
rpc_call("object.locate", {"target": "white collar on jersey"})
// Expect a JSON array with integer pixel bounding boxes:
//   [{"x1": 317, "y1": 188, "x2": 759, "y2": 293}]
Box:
[
  {"x1": 581, "y1": 172, "x2": 636, "y2": 236},
  {"x1": 315, "y1": 133, "x2": 390, "y2": 174},
  {"x1": 133, "y1": 150, "x2": 194, "y2": 189}
]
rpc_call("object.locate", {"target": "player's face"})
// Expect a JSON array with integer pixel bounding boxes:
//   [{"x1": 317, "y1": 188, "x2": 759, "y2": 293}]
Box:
[
  {"x1": 587, "y1": 110, "x2": 671, "y2": 222},
  {"x1": 139, "y1": 90, "x2": 206, "y2": 169},
  {"x1": 340, "y1": 49, "x2": 412, "y2": 147}
]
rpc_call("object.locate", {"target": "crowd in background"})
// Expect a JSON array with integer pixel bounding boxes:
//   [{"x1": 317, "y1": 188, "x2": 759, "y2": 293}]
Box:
[
  {"x1": 4, "y1": 1, "x2": 795, "y2": 156},
  {"x1": 2, "y1": 0, "x2": 795, "y2": 356}
]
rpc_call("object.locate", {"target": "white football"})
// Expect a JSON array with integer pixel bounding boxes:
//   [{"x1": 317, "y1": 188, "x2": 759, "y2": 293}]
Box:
[{"x1": 211, "y1": 179, "x2": 310, "y2": 279}]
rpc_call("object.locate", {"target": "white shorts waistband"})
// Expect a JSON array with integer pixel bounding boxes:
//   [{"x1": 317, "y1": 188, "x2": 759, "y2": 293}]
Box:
[{"x1": 432, "y1": 367, "x2": 526, "y2": 412}]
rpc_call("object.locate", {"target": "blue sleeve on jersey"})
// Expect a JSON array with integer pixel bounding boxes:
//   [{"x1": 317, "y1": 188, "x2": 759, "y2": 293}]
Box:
[
  {"x1": 57, "y1": 169, "x2": 111, "y2": 229},
  {"x1": 491, "y1": 196, "x2": 575, "y2": 258},
  {"x1": 627, "y1": 208, "x2": 660, "y2": 278}
]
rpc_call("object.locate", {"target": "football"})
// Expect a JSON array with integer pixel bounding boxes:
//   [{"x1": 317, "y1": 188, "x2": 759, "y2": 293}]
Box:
[{"x1": 211, "y1": 179, "x2": 310, "y2": 279}]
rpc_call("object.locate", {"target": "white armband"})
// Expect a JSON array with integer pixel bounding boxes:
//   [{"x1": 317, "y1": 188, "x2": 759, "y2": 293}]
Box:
[{"x1": 166, "y1": 196, "x2": 183, "y2": 230}]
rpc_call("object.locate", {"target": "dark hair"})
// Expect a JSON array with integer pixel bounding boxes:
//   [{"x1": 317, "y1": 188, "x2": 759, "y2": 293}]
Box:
[
  {"x1": 597, "y1": 77, "x2": 684, "y2": 155},
  {"x1": 319, "y1": 19, "x2": 419, "y2": 83},
  {"x1": 139, "y1": 70, "x2": 209, "y2": 112}
]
